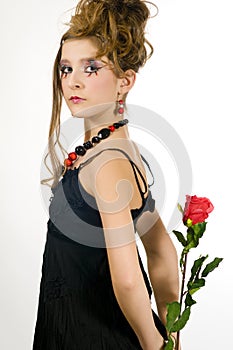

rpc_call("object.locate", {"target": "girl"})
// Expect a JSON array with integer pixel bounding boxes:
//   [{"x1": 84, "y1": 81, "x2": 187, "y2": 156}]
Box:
[{"x1": 33, "y1": 1, "x2": 180, "y2": 349}]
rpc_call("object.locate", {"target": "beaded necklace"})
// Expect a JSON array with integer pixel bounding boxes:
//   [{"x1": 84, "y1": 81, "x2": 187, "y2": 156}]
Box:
[{"x1": 63, "y1": 118, "x2": 129, "y2": 173}]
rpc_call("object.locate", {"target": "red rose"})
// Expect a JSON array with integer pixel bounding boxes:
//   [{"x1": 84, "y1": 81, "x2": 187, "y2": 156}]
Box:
[{"x1": 183, "y1": 195, "x2": 214, "y2": 225}]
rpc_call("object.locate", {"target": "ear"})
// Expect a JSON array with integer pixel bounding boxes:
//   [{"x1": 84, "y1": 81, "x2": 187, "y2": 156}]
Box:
[{"x1": 118, "y1": 69, "x2": 136, "y2": 95}]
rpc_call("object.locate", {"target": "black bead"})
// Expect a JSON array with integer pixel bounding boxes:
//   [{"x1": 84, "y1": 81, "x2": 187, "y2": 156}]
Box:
[
  {"x1": 83, "y1": 141, "x2": 93, "y2": 150},
  {"x1": 98, "y1": 128, "x2": 111, "y2": 140},
  {"x1": 113, "y1": 123, "x2": 120, "y2": 129},
  {"x1": 118, "y1": 119, "x2": 128, "y2": 126},
  {"x1": 92, "y1": 136, "x2": 101, "y2": 143},
  {"x1": 75, "y1": 146, "x2": 86, "y2": 156}
]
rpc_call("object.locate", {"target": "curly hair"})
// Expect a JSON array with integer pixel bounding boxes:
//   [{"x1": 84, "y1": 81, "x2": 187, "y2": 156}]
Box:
[
  {"x1": 63, "y1": 0, "x2": 156, "y2": 74},
  {"x1": 42, "y1": 0, "x2": 158, "y2": 187}
]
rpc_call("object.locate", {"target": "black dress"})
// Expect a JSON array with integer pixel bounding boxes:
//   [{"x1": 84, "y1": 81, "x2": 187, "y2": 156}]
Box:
[{"x1": 33, "y1": 148, "x2": 167, "y2": 349}]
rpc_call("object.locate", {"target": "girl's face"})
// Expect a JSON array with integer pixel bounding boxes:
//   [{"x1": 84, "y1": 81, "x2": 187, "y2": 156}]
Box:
[{"x1": 60, "y1": 38, "x2": 122, "y2": 117}]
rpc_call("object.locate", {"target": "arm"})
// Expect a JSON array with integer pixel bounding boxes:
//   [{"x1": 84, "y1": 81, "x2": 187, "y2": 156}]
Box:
[
  {"x1": 90, "y1": 157, "x2": 164, "y2": 350},
  {"x1": 137, "y1": 210, "x2": 180, "y2": 335}
]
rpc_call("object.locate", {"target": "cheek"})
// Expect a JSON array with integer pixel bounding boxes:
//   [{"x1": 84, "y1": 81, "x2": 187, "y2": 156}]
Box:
[
  {"x1": 88, "y1": 74, "x2": 118, "y2": 97},
  {"x1": 61, "y1": 79, "x2": 67, "y2": 94},
  {"x1": 61, "y1": 80, "x2": 71, "y2": 103},
  {"x1": 93, "y1": 78, "x2": 117, "y2": 101}
]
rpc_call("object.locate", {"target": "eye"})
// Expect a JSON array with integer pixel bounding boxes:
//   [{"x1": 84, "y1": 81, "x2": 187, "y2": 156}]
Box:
[
  {"x1": 60, "y1": 64, "x2": 72, "y2": 76},
  {"x1": 84, "y1": 61, "x2": 103, "y2": 75}
]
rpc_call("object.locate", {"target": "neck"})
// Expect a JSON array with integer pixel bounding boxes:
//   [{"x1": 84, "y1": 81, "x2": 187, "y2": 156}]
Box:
[{"x1": 81, "y1": 103, "x2": 128, "y2": 142}]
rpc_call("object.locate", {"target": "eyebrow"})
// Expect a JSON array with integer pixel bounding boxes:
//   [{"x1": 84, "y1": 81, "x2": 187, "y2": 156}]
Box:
[{"x1": 59, "y1": 57, "x2": 100, "y2": 65}]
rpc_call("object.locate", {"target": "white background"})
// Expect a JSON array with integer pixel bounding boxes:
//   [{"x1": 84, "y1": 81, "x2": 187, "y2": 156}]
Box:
[{"x1": 0, "y1": 0, "x2": 232, "y2": 349}]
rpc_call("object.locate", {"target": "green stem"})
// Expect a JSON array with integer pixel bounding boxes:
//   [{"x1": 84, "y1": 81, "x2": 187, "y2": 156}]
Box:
[{"x1": 176, "y1": 252, "x2": 188, "y2": 350}]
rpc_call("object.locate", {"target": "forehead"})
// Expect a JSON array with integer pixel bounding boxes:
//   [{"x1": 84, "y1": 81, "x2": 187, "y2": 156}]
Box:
[{"x1": 61, "y1": 38, "x2": 99, "y2": 62}]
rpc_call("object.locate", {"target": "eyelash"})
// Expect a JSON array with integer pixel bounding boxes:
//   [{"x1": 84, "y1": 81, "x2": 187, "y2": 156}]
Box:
[{"x1": 60, "y1": 62, "x2": 103, "y2": 77}]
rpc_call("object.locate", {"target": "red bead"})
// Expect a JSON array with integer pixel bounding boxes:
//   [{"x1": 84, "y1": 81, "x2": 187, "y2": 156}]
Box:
[
  {"x1": 68, "y1": 152, "x2": 77, "y2": 161},
  {"x1": 64, "y1": 158, "x2": 72, "y2": 167},
  {"x1": 118, "y1": 107, "x2": 124, "y2": 115},
  {"x1": 109, "y1": 125, "x2": 115, "y2": 132},
  {"x1": 119, "y1": 100, "x2": 124, "y2": 105}
]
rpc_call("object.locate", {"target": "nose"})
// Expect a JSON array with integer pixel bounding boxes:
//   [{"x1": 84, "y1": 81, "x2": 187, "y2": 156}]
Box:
[{"x1": 68, "y1": 69, "x2": 83, "y2": 89}]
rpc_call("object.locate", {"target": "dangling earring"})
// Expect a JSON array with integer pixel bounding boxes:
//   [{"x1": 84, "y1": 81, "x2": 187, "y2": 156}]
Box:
[{"x1": 118, "y1": 99, "x2": 124, "y2": 118}]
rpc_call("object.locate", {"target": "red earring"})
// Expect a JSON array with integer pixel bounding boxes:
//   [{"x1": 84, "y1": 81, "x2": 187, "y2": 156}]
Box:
[{"x1": 118, "y1": 99, "x2": 124, "y2": 117}]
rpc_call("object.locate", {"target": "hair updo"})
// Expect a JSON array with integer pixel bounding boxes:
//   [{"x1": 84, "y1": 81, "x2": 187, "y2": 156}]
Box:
[{"x1": 60, "y1": 0, "x2": 157, "y2": 76}]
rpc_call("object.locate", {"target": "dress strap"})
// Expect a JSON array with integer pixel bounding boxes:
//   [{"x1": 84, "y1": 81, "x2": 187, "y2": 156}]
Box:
[
  {"x1": 140, "y1": 154, "x2": 155, "y2": 188},
  {"x1": 79, "y1": 147, "x2": 154, "y2": 201}
]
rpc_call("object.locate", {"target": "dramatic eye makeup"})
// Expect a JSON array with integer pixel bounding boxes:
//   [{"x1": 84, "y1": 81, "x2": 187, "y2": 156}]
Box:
[
  {"x1": 59, "y1": 59, "x2": 106, "y2": 77},
  {"x1": 83, "y1": 60, "x2": 105, "y2": 76},
  {"x1": 60, "y1": 65, "x2": 72, "y2": 76}
]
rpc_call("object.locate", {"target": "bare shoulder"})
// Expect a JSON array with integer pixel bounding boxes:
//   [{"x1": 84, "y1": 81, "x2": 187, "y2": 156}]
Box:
[
  {"x1": 88, "y1": 138, "x2": 146, "y2": 170},
  {"x1": 87, "y1": 141, "x2": 146, "y2": 207},
  {"x1": 77, "y1": 139, "x2": 150, "y2": 216},
  {"x1": 89, "y1": 148, "x2": 136, "y2": 207}
]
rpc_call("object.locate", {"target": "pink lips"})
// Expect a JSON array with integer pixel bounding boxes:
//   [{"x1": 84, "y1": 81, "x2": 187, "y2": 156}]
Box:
[{"x1": 70, "y1": 96, "x2": 86, "y2": 104}]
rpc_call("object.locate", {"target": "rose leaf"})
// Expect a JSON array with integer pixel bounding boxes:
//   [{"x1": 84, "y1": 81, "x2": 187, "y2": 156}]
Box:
[
  {"x1": 201, "y1": 257, "x2": 224, "y2": 278},
  {"x1": 171, "y1": 307, "x2": 191, "y2": 332}
]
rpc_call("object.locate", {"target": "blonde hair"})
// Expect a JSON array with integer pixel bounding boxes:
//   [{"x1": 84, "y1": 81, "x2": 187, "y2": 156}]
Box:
[{"x1": 42, "y1": 0, "x2": 158, "y2": 188}]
